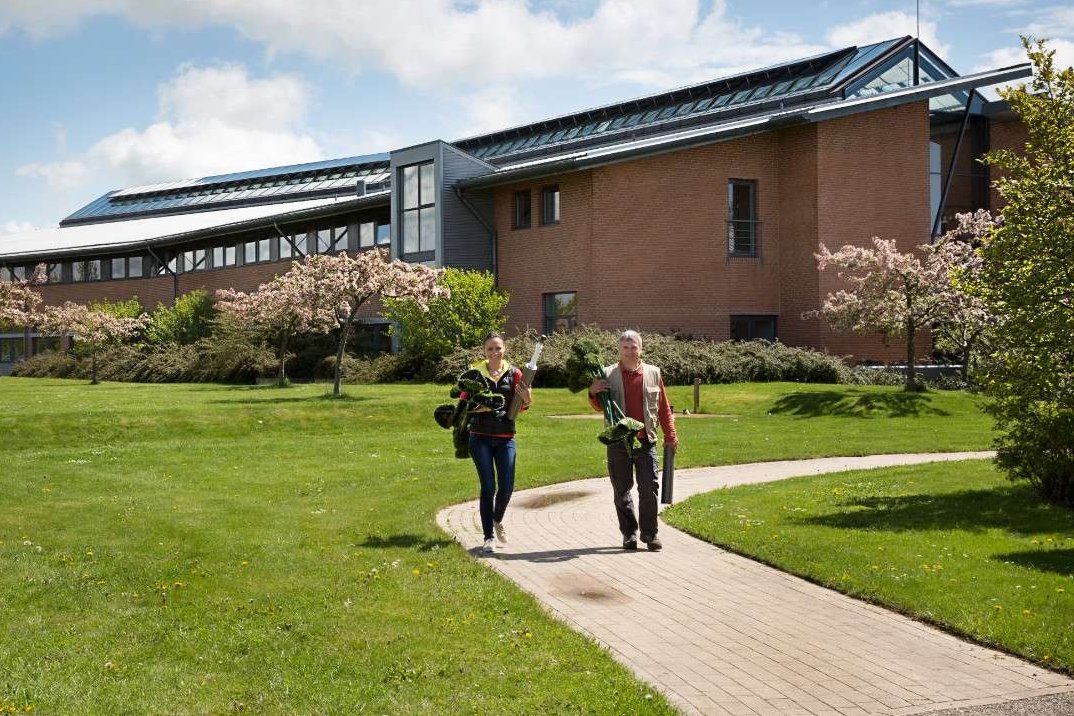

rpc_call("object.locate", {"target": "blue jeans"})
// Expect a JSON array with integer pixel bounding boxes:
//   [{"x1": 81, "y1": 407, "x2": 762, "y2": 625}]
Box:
[{"x1": 469, "y1": 434, "x2": 516, "y2": 540}]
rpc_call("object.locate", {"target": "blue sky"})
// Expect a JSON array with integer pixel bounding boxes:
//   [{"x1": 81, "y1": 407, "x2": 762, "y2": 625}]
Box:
[{"x1": 1, "y1": 0, "x2": 1069, "y2": 235}]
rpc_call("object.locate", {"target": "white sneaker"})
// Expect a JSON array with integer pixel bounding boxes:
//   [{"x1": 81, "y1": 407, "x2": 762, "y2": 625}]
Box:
[
  {"x1": 494, "y1": 521, "x2": 507, "y2": 543},
  {"x1": 482, "y1": 538, "x2": 495, "y2": 554}
]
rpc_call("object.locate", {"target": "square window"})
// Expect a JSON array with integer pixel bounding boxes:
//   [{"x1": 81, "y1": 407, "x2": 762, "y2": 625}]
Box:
[
  {"x1": 541, "y1": 185, "x2": 560, "y2": 225},
  {"x1": 543, "y1": 292, "x2": 577, "y2": 334}
]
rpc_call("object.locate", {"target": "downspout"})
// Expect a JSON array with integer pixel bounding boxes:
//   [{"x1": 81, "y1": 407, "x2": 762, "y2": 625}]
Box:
[
  {"x1": 146, "y1": 246, "x2": 179, "y2": 302},
  {"x1": 453, "y1": 185, "x2": 498, "y2": 282}
]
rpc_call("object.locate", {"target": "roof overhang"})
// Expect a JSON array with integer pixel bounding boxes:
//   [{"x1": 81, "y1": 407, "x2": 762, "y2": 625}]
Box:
[
  {"x1": 456, "y1": 62, "x2": 1032, "y2": 191},
  {"x1": 0, "y1": 192, "x2": 390, "y2": 263}
]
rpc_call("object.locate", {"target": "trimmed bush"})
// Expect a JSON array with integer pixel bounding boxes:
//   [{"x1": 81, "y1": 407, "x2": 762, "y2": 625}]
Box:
[{"x1": 433, "y1": 327, "x2": 852, "y2": 386}]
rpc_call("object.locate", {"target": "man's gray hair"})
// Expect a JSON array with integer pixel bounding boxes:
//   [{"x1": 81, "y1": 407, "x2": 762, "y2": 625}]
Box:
[{"x1": 618, "y1": 330, "x2": 643, "y2": 349}]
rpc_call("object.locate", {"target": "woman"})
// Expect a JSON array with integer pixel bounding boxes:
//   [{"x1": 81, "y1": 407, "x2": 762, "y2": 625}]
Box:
[{"x1": 458, "y1": 332, "x2": 532, "y2": 554}]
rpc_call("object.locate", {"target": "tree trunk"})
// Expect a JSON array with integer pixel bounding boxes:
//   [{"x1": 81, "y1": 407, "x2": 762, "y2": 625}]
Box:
[
  {"x1": 277, "y1": 330, "x2": 289, "y2": 386},
  {"x1": 905, "y1": 319, "x2": 917, "y2": 392},
  {"x1": 91, "y1": 351, "x2": 98, "y2": 386},
  {"x1": 333, "y1": 306, "x2": 360, "y2": 398},
  {"x1": 961, "y1": 343, "x2": 971, "y2": 383}
]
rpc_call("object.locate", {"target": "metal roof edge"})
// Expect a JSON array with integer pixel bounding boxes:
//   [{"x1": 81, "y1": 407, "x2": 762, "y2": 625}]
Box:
[
  {"x1": 456, "y1": 63, "x2": 1031, "y2": 191},
  {"x1": 1, "y1": 192, "x2": 390, "y2": 263}
]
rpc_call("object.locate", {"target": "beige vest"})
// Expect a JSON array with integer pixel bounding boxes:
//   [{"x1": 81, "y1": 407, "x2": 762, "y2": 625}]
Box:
[{"x1": 605, "y1": 362, "x2": 662, "y2": 443}]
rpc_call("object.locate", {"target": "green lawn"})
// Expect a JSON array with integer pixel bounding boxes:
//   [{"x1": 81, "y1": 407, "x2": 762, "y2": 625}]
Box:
[
  {"x1": 0, "y1": 378, "x2": 994, "y2": 714},
  {"x1": 664, "y1": 460, "x2": 1074, "y2": 674}
]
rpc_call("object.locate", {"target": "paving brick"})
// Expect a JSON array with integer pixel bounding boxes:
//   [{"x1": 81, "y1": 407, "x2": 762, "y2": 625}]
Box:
[{"x1": 437, "y1": 454, "x2": 1074, "y2": 714}]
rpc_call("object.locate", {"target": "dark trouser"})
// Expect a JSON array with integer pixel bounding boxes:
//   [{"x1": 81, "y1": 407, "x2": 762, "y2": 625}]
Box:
[
  {"x1": 606, "y1": 440, "x2": 659, "y2": 540},
  {"x1": 469, "y1": 434, "x2": 516, "y2": 540}
]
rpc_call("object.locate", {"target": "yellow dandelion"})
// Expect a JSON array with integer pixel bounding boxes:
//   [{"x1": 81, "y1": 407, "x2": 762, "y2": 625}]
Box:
[{"x1": 412, "y1": 568, "x2": 421, "y2": 576}]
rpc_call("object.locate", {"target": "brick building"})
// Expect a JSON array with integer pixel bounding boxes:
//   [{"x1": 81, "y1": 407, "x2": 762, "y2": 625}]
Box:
[{"x1": 0, "y1": 36, "x2": 1030, "y2": 372}]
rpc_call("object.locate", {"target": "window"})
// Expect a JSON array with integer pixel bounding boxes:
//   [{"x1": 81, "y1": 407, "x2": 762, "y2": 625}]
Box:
[
  {"x1": 245, "y1": 240, "x2": 271, "y2": 264},
  {"x1": 730, "y1": 315, "x2": 776, "y2": 341},
  {"x1": 353, "y1": 322, "x2": 392, "y2": 356},
  {"x1": 929, "y1": 141, "x2": 942, "y2": 232},
  {"x1": 401, "y1": 161, "x2": 436, "y2": 255},
  {"x1": 45, "y1": 263, "x2": 61, "y2": 283},
  {"x1": 129, "y1": 256, "x2": 143, "y2": 278},
  {"x1": 0, "y1": 337, "x2": 26, "y2": 363},
  {"x1": 0, "y1": 267, "x2": 10, "y2": 283},
  {"x1": 182, "y1": 250, "x2": 207, "y2": 273},
  {"x1": 112, "y1": 258, "x2": 127, "y2": 279},
  {"x1": 541, "y1": 185, "x2": 560, "y2": 225},
  {"x1": 73, "y1": 260, "x2": 101, "y2": 282},
  {"x1": 316, "y1": 226, "x2": 348, "y2": 254},
  {"x1": 213, "y1": 245, "x2": 237, "y2": 268},
  {"x1": 11, "y1": 266, "x2": 26, "y2": 281},
  {"x1": 543, "y1": 292, "x2": 577, "y2": 334},
  {"x1": 727, "y1": 179, "x2": 759, "y2": 256},
  {"x1": 376, "y1": 223, "x2": 391, "y2": 246},
  {"x1": 513, "y1": 190, "x2": 531, "y2": 229},
  {"x1": 279, "y1": 236, "x2": 294, "y2": 260},
  {"x1": 359, "y1": 221, "x2": 375, "y2": 249}
]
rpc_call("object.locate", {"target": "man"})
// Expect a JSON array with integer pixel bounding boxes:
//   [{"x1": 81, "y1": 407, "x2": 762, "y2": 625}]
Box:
[{"x1": 589, "y1": 330, "x2": 678, "y2": 551}]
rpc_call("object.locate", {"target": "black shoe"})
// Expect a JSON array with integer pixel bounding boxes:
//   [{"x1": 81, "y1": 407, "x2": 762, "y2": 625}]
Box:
[
  {"x1": 643, "y1": 535, "x2": 662, "y2": 551},
  {"x1": 622, "y1": 534, "x2": 638, "y2": 550}
]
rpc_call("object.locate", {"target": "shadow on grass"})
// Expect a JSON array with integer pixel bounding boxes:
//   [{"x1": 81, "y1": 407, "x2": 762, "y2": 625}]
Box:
[
  {"x1": 209, "y1": 395, "x2": 372, "y2": 405},
  {"x1": 799, "y1": 485, "x2": 1074, "y2": 536},
  {"x1": 993, "y1": 548, "x2": 1074, "y2": 576},
  {"x1": 769, "y1": 390, "x2": 949, "y2": 418},
  {"x1": 361, "y1": 533, "x2": 452, "y2": 551}
]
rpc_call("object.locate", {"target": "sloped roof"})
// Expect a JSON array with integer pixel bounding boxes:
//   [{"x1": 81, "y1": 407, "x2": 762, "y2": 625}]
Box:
[
  {"x1": 0, "y1": 193, "x2": 388, "y2": 261},
  {"x1": 61, "y1": 154, "x2": 389, "y2": 227}
]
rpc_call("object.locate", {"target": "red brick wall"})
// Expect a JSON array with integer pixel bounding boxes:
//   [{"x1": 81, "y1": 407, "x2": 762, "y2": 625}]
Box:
[
  {"x1": 814, "y1": 103, "x2": 932, "y2": 362},
  {"x1": 35, "y1": 276, "x2": 175, "y2": 311},
  {"x1": 988, "y1": 117, "x2": 1029, "y2": 210},
  {"x1": 498, "y1": 103, "x2": 933, "y2": 362}
]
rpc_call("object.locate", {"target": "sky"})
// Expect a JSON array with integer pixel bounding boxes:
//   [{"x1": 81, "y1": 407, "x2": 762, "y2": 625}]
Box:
[{"x1": 1, "y1": 0, "x2": 1070, "y2": 235}]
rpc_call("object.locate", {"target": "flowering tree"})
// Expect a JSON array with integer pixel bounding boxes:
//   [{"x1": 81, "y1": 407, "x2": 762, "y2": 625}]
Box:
[
  {"x1": 814, "y1": 238, "x2": 951, "y2": 391},
  {"x1": 0, "y1": 274, "x2": 44, "y2": 330},
  {"x1": 214, "y1": 270, "x2": 334, "y2": 386},
  {"x1": 40, "y1": 302, "x2": 149, "y2": 384},
  {"x1": 933, "y1": 210, "x2": 1000, "y2": 382},
  {"x1": 294, "y1": 250, "x2": 447, "y2": 397}
]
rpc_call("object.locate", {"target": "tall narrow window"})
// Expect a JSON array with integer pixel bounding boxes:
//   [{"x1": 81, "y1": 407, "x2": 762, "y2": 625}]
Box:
[
  {"x1": 513, "y1": 190, "x2": 531, "y2": 229},
  {"x1": 543, "y1": 292, "x2": 577, "y2": 334},
  {"x1": 129, "y1": 256, "x2": 143, "y2": 278},
  {"x1": 929, "y1": 141, "x2": 942, "y2": 233},
  {"x1": 541, "y1": 185, "x2": 560, "y2": 225},
  {"x1": 727, "y1": 179, "x2": 758, "y2": 256},
  {"x1": 401, "y1": 161, "x2": 435, "y2": 255},
  {"x1": 112, "y1": 258, "x2": 127, "y2": 279}
]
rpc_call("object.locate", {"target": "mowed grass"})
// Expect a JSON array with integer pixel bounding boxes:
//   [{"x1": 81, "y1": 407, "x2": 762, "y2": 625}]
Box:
[
  {"x1": 0, "y1": 378, "x2": 993, "y2": 713},
  {"x1": 664, "y1": 460, "x2": 1074, "y2": 674}
]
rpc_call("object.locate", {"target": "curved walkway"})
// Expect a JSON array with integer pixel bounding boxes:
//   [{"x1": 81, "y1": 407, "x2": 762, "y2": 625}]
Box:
[{"x1": 437, "y1": 453, "x2": 1074, "y2": 715}]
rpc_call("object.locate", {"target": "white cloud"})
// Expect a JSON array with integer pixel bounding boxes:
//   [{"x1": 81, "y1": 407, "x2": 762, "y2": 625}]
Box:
[
  {"x1": 16, "y1": 63, "x2": 323, "y2": 189},
  {"x1": 16, "y1": 160, "x2": 88, "y2": 188},
  {"x1": 826, "y1": 11, "x2": 949, "y2": 58},
  {"x1": 1022, "y1": 7, "x2": 1074, "y2": 38},
  {"x1": 0, "y1": 0, "x2": 827, "y2": 89},
  {"x1": 455, "y1": 85, "x2": 531, "y2": 138}
]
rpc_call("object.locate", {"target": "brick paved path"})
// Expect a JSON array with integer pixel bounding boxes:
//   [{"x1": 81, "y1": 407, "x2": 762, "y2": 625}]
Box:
[{"x1": 437, "y1": 453, "x2": 1074, "y2": 715}]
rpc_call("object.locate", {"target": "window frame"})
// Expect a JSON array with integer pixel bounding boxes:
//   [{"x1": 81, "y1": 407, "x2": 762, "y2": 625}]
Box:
[
  {"x1": 540, "y1": 185, "x2": 560, "y2": 226},
  {"x1": 513, "y1": 190, "x2": 532, "y2": 229},
  {"x1": 400, "y1": 161, "x2": 436, "y2": 257},
  {"x1": 727, "y1": 179, "x2": 759, "y2": 257},
  {"x1": 730, "y1": 315, "x2": 777, "y2": 342},
  {"x1": 542, "y1": 291, "x2": 577, "y2": 334}
]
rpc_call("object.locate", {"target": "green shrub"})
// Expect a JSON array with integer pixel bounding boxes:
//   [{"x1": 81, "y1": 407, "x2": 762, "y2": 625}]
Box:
[
  {"x1": 382, "y1": 268, "x2": 509, "y2": 362},
  {"x1": 145, "y1": 289, "x2": 216, "y2": 345},
  {"x1": 337, "y1": 352, "x2": 421, "y2": 384},
  {"x1": 433, "y1": 327, "x2": 852, "y2": 386}
]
